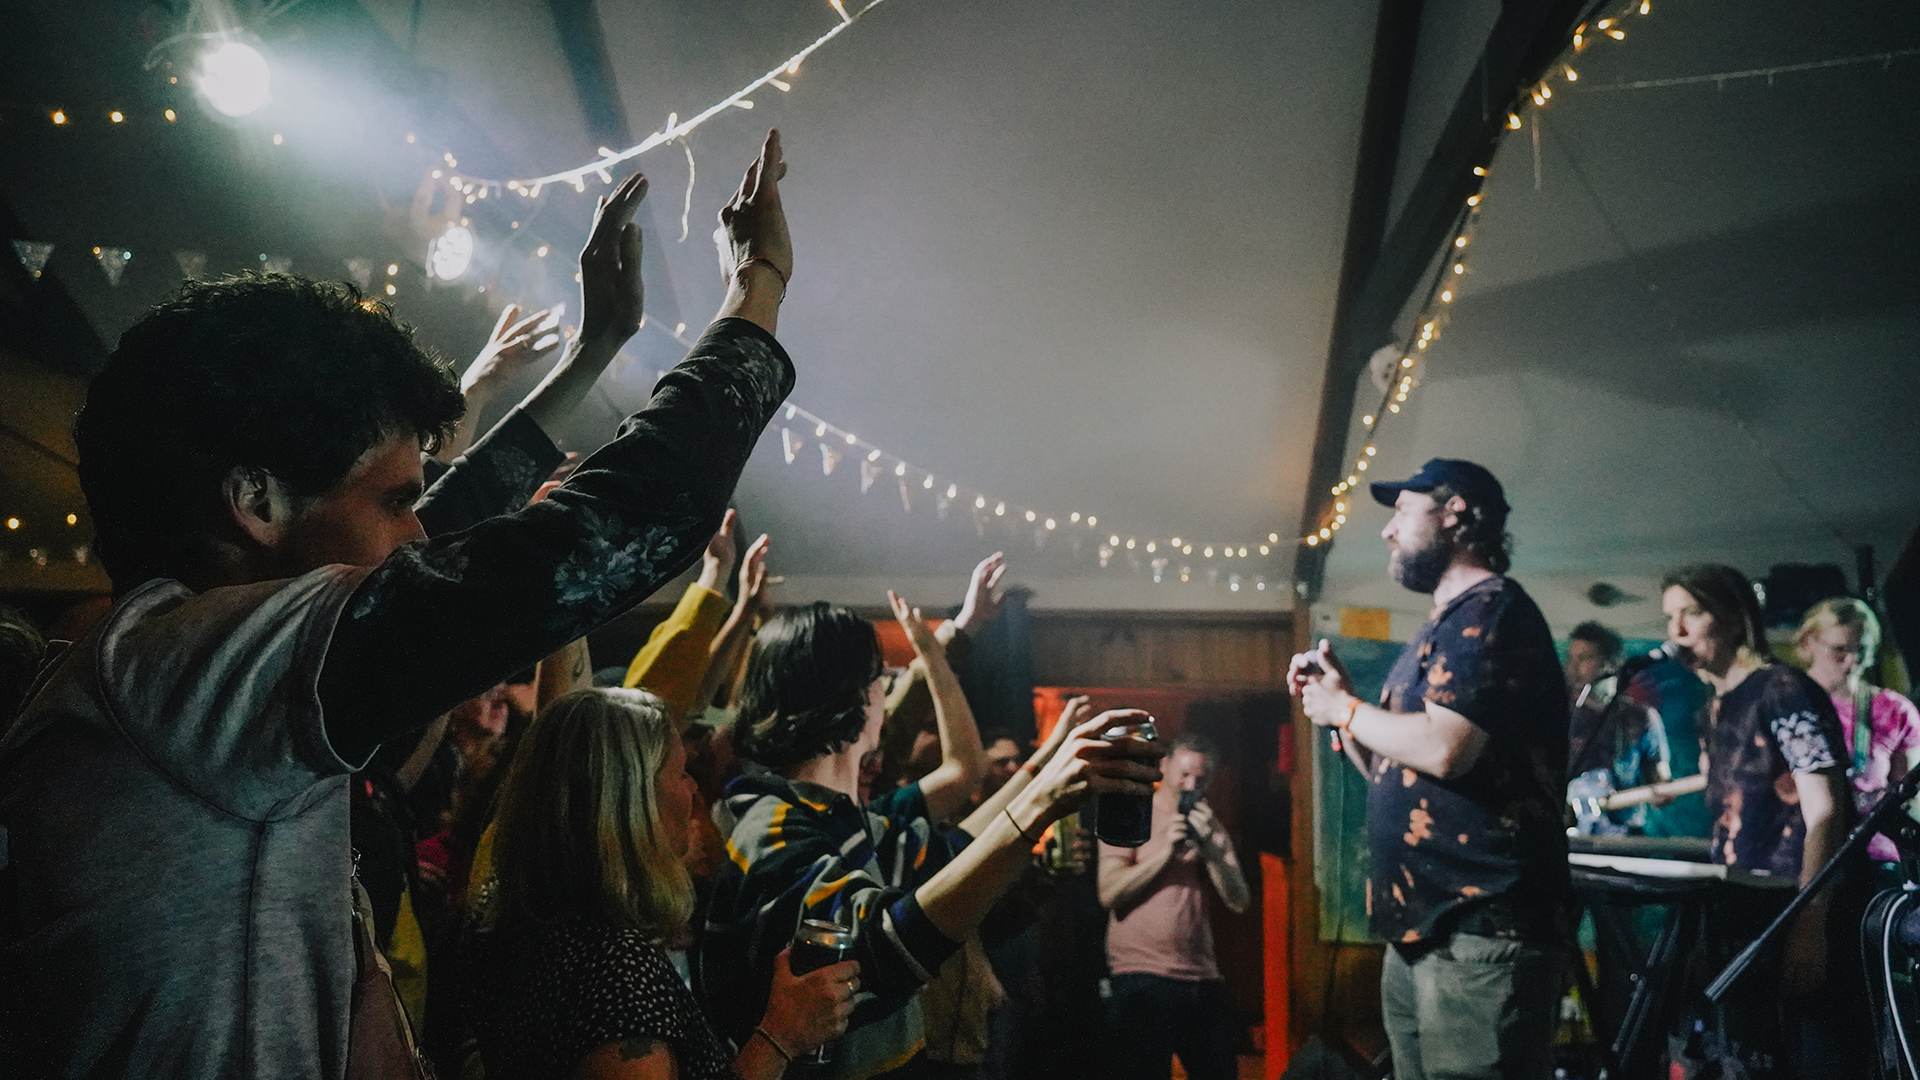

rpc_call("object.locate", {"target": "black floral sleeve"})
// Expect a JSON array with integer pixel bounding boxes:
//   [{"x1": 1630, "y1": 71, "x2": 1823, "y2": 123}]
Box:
[
  {"x1": 318, "y1": 319, "x2": 793, "y2": 761},
  {"x1": 414, "y1": 407, "x2": 568, "y2": 538}
]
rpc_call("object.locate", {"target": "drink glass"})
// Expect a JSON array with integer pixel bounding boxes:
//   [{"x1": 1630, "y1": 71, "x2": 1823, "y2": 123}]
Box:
[
  {"x1": 790, "y1": 917, "x2": 857, "y2": 1064},
  {"x1": 1094, "y1": 717, "x2": 1157, "y2": 847}
]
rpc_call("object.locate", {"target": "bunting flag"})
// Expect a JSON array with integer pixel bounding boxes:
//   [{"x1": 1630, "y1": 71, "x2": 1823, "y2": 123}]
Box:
[
  {"x1": 263, "y1": 255, "x2": 293, "y2": 274},
  {"x1": 819, "y1": 443, "x2": 841, "y2": 476},
  {"x1": 173, "y1": 250, "x2": 207, "y2": 280},
  {"x1": 12, "y1": 240, "x2": 53, "y2": 280},
  {"x1": 343, "y1": 257, "x2": 375, "y2": 291},
  {"x1": 897, "y1": 477, "x2": 912, "y2": 513},
  {"x1": 92, "y1": 246, "x2": 130, "y2": 285},
  {"x1": 860, "y1": 459, "x2": 880, "y2": 494}
]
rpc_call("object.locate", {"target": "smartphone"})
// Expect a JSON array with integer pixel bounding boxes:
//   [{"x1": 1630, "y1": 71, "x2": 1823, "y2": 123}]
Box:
[{"x1": 1177, "y1": 788, "x2": 1202, "y2": 816}]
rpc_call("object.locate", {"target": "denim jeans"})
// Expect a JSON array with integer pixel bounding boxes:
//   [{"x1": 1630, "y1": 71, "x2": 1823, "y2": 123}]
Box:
[
  {"x1": 1379, "y1": 933, "x2": 1567, "y2": 1080},
  {"x1": 1103, "y1": 973, "x2": 1238, "y2": 1080}
]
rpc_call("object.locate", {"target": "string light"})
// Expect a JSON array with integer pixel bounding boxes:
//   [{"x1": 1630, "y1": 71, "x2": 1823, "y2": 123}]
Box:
[
  {"x1": 1299, "y1": 0, "x2": 1652, "y2": 549},
  {"x1": 51, "y1": 110, "x2": 67, "y2": 125}
]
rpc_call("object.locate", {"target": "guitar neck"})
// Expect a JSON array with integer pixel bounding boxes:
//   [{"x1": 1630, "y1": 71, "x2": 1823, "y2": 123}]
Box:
[{"x1": 1597, "y1": 772, "x2": 1706, "y2": 811}]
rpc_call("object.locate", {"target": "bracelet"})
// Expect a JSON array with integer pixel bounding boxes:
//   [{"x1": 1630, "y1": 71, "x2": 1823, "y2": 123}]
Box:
[
  {"x1": 735, "y1": 256, "x2": 790, "y2": 289},
  {"x1": 1004, "y1": 806, "x2": 1042, "y2": 846},
  {"x1": 1021, "y1": 759, "x2": 1040, "y2": 776},
  {"x1": 753, "y1": 1026, "x2": 794, "y2": 1064},
  {"x1": 1338, "y1": 697, "x2": 1361, "y2": 731}
]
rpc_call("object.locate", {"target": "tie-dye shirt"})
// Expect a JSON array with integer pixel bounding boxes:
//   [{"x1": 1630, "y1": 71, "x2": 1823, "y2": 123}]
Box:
[
  {"x1": 1705, "y1": 664, "x2": 1848, "y2": 877},
  {"x1": 695, "y1": 773, "x2": 964, "y2": 1076},
  {"x1": 1368, "y1": 575, "x2": 1571, "y2": 947}
]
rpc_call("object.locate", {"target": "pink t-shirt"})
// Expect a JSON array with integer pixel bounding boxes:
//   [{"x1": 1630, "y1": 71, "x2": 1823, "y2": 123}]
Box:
[
  {"x1": 1101, "y1": 796, "x2": 1220, "y2": 981},
  {"x1": 1834, "y1": 687, "x2": 1920, "y2": 862}
]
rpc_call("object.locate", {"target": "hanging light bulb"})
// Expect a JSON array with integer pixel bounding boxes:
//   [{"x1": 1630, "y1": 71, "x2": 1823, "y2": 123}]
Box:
[{"x1": 199, "y1": 40, "x2": 271, "y2": 117}]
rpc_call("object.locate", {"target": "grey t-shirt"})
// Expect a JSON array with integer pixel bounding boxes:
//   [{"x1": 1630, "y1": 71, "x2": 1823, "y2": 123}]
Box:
[{"x1": 0, "y1": 566, "x2": 370, "y2": 1079}]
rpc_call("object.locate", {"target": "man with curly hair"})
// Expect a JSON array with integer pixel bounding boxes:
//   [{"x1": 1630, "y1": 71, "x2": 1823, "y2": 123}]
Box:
[{"x1": 0, "y1": 134, "x2": 796, "y2": 1079}]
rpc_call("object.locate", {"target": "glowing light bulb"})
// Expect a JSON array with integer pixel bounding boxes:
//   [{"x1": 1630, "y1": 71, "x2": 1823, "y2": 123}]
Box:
[
  {"x1": 923, "y1": 475, "x2": 934, "y2": 488},
  {"x1": 1026, "y1": 510, "x2": 1037, "y2": 522},
  {"x1": 1454, "y1": 236, "x2": 1469, "y2": 248},
  {"x1": 1306, "y1": 535, "x2": 1319, "y2": 546},
  {"x1": 199, "y1": 41, "x2": 271, "y2": 117},
  {"x1": 1204, "y1": 547, "x2": 1214, "y2": 558},
  {"x1": 1269, "y1": 533, "x2": 1279, "y2": 542},
  {"x1": 164, "y1": 109, "x2": 176, "y2": 121},
  {"x1": 867, "y1": 449, "x2": 881, "y2": 462},
  {"x1": 1402, "y1": 356, "x2": 1415, "y2": 367},
  {"x1": 1440, "y1": 290, "x2": 1453, "y2": 303},
  {"x1": 1045, "y1": 519, "x2": 1056, "y2": 530},
  {"x1": 1347, "y1": 475, "x2": 1357, "y2": 485},
  {"x1": 1259, "y1": 545, "x2": 1269, "y2": 555},
  {"x1": 271, "y1": 133, "x2": 284, "y2": 145},
  {"x1": 1070, "y1": 512, "x2": 1081, "y2": 522},
  {"x1": 536, "y1": 245, "x2": 549, "y2": 258},
  {"x1": 994, "y1": 501, "x2": 1006, "y2": 516},
  {"x1": 427, "y1": 224, "x2": 474, "y2": 281},
  {"x1": 5, "y1": 518, "x2": 18, "y2": 530},
  {"x1": 843, "y1": 432, "x2": 857, "y2": 445},
  {"x1": 1467, "y1": 195, "x2": 1481, "y2": 207},
  {"x1": 109, "y1": 111, "x2": 124, "y2": 123},
  {"x1": 1357, "y1": 460, "x2": 1369, "y2": 471},
  {"x1": 51, "y1": 110, "x2": 67, "y2": 124},
  {"x1": 1183, "y1": 545, "x2": 1193, "y2": 555},
  {"x1": 1336, "y1": 502, "x2": 1346, "y2": 513},
  {"x1": 815, "y1": 423, "x2": 827, "y2": 437},
  {"x1": 1453, "y1": 263, "x2": 1465, "y2": 275},
  {"x1": 1607, "y1": 28, "x2": 1625, "y2": 40},
  {"x1": 66, "y1": 514, "x2": 78, "y2": 525},
  {"x1": 1171, "y1": 537, "x2": 1182, "y2": 547},
  {"x1": 1088, "y1": 516, "x2": 1097, "y2": 527},
  {"x1": 1565, "y1": 65, "x2": 1579, "y2": 82},
  {"x1": 1111, "y1": 535, "x2": 1122, "y2": 547},
  {"x1": 1238, "y1": 547, "x2": 1247, "y2": 557},
  {"x1": 1638, "y1": 0, "x2": 1649, "y2": 14},
  {"x1": 949, "y1": 485, "x2": 959, "y2": 499},
  {"x1": 1364, "y1": 446, "x2": 1377, "y2": 457},
  {"x1": 974, "y1": 496, "x2": 986, "y2": 509},
  {"x1": 894, "y1": 463, "x2": 906, "y2": 477},
  {"x1": 1362, "y1": 415, "x2": 1374, "y2": 426},
  {"x1": 1145, "y1": 541, "x2": 1154, "y2": 551},
  {"x1": 1319, "y1": 528, "x2": 1331, "y2": 539},
  {"x1": 385, "y1": 283, "x2": 397, "y2": 296},
  {"x1": 1473, "y1": 166, "x2": 1488, "y2": 177},
  {"x1": 1125, "y1": 538, "x2": 1135, "y2": 549},
  {"x1": 1389, "y1": 403, "x2": 1401, "y2": 413}
]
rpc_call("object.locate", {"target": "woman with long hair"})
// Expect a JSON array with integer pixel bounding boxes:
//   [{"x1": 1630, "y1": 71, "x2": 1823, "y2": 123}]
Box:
[
  {"x1": 465, "y1": 687, "x2": 856, "y2": 1080},
  {"x1": 1661, "y1": 564, "x2": 1857, "y2": 1078},
  {"x1": 695, "y1": 592, "x2": 1160, "y2": 1078}
]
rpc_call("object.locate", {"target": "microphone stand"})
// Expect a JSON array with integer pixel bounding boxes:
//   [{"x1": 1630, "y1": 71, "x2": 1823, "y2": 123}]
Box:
[{"x1": 1705, "y1": 765, "x2": 1920, "y2": 1001}]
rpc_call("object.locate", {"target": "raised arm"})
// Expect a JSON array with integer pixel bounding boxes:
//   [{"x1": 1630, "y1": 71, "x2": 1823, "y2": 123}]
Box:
[
  {"x1": 959, "y1": 694, "x2": 1087, "y2": 836},
  {"x1": 437, "y1": 303, "x2": 557, "y2": 463},
  {"x1": 696, "y1": 530, "x2": 775, "y2": 716},
  {"x1": 713, "y1": 130, "x2": 790, "y2": 337},
  {"x1": 620, "y1": 512, "x2": 739, "y2": 719},
  {"x1": 319, "y1": 138, "x2": 797, "y2": 764},
  {"x1": 891, "y1": 590, "x2": 986, "y2": 823},
  {"x1": 1186, "y1": 801, "x2": 1250, "y2": 914}
]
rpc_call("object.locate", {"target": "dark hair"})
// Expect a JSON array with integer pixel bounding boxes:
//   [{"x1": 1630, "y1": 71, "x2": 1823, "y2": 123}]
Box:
[
  {"x1": 75, "y1": 274, "x2": 463, "y2": 592},
  {"x1": 1661, "y1": 563, "x2": 1768, "y2": 658},
  {"x1": 980, "y1": 728, "x2": 1019, "y2": 750},
  {"x1": 1428, "y1": 482, "x2": 1512, "y2": 574},
  {"x1": 1568, "y1": 621, "x2": 1624, "y2": 666},
  {"x1": 736, "y1": 602, "x2": 884, "y2": 770}
]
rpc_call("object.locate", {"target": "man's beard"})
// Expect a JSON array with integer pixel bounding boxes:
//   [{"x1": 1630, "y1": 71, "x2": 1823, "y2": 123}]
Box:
[{"x1": 1389, "y1": 533, "x2": 1453, "y2": 594}]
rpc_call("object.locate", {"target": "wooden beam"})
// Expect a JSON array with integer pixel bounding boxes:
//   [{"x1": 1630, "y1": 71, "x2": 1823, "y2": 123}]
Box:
[{"x1": 1293, "y1": 0, "x2": 1597, "y2": 600}]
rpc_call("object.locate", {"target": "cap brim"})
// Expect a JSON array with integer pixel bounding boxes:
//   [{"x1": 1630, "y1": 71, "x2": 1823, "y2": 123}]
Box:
[{"x1": 1370, "y1": 479, "x2": 1429, "y2": 508}]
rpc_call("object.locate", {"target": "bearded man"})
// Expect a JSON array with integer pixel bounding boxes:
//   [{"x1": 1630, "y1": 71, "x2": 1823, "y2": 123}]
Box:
[{"x1": 1289, "y1": 459, "x2": 1570, "y2": 1080}]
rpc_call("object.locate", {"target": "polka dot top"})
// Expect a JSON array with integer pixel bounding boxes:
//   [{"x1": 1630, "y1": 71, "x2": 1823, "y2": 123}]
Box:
[{"x1": 464, "y1": 916, "x2": 737, "y2": 1080}]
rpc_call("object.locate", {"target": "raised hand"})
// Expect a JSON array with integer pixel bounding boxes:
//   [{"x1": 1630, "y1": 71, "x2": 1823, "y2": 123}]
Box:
[
  {"x1": 718, "y1": 130, "x2": 792, "y2": 286},
  {"x1": 888, "y1": 590, "x2": 942, "y2": 662},
  {"x1": 1013, "y1": 709, "x2": 1163, "y2": 829},
  {"x1": 739, "y1": 532, "x2": 776, "y2": 618},
  {"x1": 462, "y1": 303, "x2": 558, "y2": 397},
  {"x1": 578, "y1": 171, "x2": 649, "y2": 346},
  {"x1": 704, "y1": 509, "x2": 741, "y2": 587},
  {"x1": 954, "y1": 552, "x2": 1008, "y2": 634}
]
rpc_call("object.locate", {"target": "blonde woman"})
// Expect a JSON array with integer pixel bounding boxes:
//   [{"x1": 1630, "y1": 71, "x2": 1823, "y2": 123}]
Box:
[
  {"x1": 1795, "y1": 597, "x2": 1920, "y2": 863},
  {"x1": 465, "y1": 688, "x2": 857, "y2": 1080}
]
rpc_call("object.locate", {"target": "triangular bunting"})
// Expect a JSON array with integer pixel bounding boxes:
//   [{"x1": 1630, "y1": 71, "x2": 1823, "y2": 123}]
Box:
[
  {"x1": 93, "y1": 246, "x2": 130, "y2": 286},
  {"x1": 860, "y1": 460, "x2": 881, "y2": 494},
  {"x1": 173, "y1": 250, "x2": 207, "y2": 280},
  {"x1": 781, "y1": 428, "x2": 798, "y2": 464},
  {"x1": 936, "y1": 494, "x2": 950, "y2": 521},
  {"x1": 12, "y1": 240, "x2": 53, "y2": 280},
  {"x1": 343, "y1": 258, "x2": 374, "y2": 291},
  {"x1": 819, "y1": 443, "x2": 841, "y2": 476},
  {"x1": 898, "y1": 478, "x2": 913, "y2": 513}
]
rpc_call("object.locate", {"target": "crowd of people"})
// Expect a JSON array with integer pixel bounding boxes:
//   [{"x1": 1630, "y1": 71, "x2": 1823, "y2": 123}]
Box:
[{"x1": 0, "y1": 125, "x2": 1910, "y2": 1080}]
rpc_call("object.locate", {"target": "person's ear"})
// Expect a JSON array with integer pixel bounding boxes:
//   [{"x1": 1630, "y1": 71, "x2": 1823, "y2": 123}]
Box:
[
  {"x1": 222, "y1": 465, "x2": 288, "y2": 550},
  {"x1": 1440, "y1": 494, "x2": 1468, "y2": 530}
]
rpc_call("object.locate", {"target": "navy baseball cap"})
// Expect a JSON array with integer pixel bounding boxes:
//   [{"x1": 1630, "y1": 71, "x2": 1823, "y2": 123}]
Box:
[{"x1": 1370, "y1": 458, "x2": 1510, "y2": 517}]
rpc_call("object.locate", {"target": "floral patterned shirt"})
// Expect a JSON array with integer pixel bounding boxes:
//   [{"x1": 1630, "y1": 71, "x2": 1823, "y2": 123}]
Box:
[
  {"x1": 1705, "y1": 664, "x2": 1848, "y2": 877},
  {"x1": 1368, "y1": 576, "x2": 1571, "y2": 946},
  {"x1": 318, "y1": 319, "x2": 793, "y2": 760}
]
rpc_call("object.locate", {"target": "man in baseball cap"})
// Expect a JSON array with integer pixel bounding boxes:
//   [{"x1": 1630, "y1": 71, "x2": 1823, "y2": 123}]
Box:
[{"x1": 1289, "y1": 459, "x2": 1571, "y2": 1079}]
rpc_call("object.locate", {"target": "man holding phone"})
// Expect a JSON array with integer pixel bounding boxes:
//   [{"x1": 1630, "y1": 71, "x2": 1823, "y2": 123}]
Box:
[
  {"x1": 1097, "y1": 733, "x2": 1250, "y2": 1080},
  {"x1": 1289, "y1": 459, "x2": 1570, "y2": 1080}
]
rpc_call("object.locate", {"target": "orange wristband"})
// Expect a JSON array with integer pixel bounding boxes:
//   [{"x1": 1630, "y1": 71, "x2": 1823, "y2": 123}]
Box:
[{"x1": 1338, "y1": 697, "x2": 1361, "y2": 731}]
